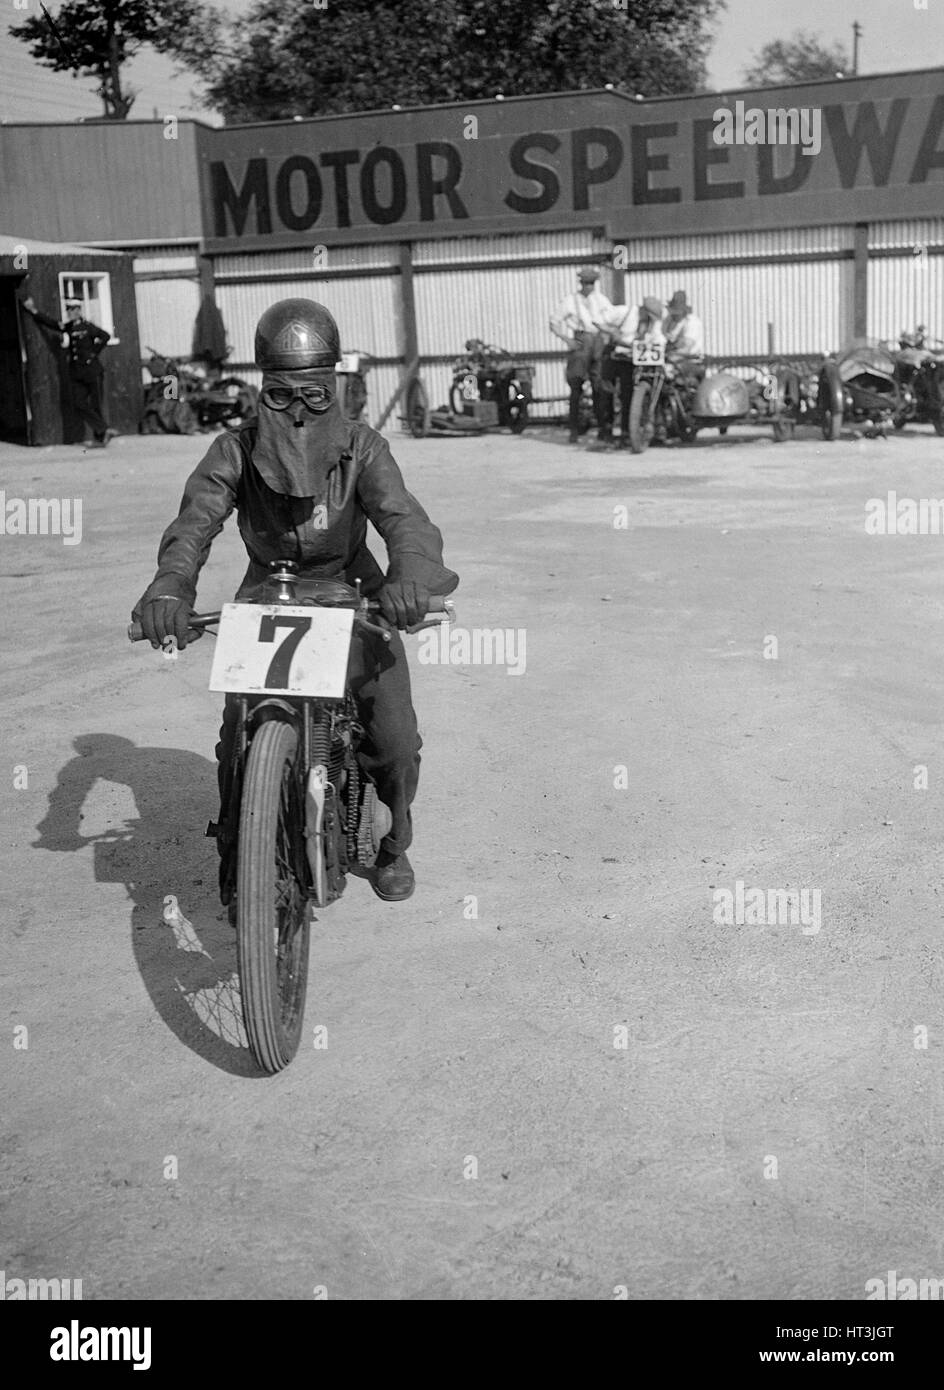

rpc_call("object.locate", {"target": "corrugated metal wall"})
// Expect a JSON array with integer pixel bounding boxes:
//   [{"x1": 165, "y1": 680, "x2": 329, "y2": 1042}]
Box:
[
  {"x1": 132, "y1": 244, "x2": 201, "y2": 361},
  {"x1": 415, "y1": 229, "x2": 609, "y2": 418},
  {"x1": 867, "y1": 218, "x2": 944, "y2": 343},
  {"x1": 213, "y1": 245, "x2": 403, "y2": 418},
  {"x1": 190, "y1": 220, "x2": 940, "y2": 432},
  {"x1": 622, "y1": 226, "x2": 855, "y2": 359},
  {"x1": 620, "y1": 261, "x2": 853, "y2": 359},
  {"x1": 0, "y1": 122, "x2": 204, "y2": 245}
]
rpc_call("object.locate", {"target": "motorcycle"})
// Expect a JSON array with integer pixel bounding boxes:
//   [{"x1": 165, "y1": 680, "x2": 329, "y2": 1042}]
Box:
[
  {"x1": 626, "y1": 341, "x2": 799, "y2": 453},
  {"x1": 448, "y1": 339, "x2": 533, "y2": 433},
  {"x1": 889, "y1": 327, "x2": 944, "y2": 435},
  {"x1": 128, "y1": 560, "x2": 454, "y2": 1074},
  {"x1": 142, "y1": 348, "x2": 258, "y2": 435},
  {"x1": 335, "y1": 349, "x2": 372, "y2": 423},
  {"x1": 814, "y1": 340, "x2": 905, "y2": 440}
]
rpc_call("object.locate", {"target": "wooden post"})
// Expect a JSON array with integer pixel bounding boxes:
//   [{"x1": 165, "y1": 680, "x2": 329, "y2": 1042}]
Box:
[
  {"x1": 398, "y1": 241, "x2": 418, "y2": 378},
  {"x1": 853, "y1": 222, "x2": 868, "y2": 339},
  {"x1": 374, "y1": 241, "x2": 419, "y2": 431}
]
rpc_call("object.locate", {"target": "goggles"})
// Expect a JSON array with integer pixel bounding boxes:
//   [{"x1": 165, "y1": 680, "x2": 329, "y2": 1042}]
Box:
[{"x1": 261, "y1": 381, "x2": 334, "y2": 411}]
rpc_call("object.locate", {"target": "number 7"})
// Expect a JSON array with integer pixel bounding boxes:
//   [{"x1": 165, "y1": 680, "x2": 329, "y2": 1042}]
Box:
[{"x1": 258, "y1": 615, "x2": 312, "y2": 687}]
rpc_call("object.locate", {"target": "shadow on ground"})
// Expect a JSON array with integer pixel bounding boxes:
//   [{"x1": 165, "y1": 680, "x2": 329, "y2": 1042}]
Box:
[{"x1": 32, "y1": 733, "x2": 262, "y2": 1078}]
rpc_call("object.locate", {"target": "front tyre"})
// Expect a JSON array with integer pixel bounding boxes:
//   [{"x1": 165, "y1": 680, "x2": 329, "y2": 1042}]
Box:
[
  {"x1": 628, "y1": 380, "x2": 653, "y2": 454},
  {"x1": 237, "y1": 720, "x2": 310, "y2": 1074}
]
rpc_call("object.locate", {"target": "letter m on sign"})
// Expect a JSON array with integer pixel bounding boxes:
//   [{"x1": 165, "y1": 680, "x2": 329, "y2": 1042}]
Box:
[{"x1": 211, "y1": 159, "x2": 273, "y2": 237}]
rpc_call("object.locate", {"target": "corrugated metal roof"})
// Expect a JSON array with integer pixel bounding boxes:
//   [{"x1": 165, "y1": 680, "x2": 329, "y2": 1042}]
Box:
[{"x1": 0, "y1": 232, "x2": 127, "y2": 257}]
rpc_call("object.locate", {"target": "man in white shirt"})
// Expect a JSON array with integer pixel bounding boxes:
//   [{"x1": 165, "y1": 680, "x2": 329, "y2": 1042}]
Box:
[
  {"x1": 663, "y1": 290, "x2": 705, "y2": 360},
  {"x1": 549, "y1": 265, "x2": 612, "y2": 443},
  {"x1": 596, "y1": 296, "x2": 665, "y2": 445}
]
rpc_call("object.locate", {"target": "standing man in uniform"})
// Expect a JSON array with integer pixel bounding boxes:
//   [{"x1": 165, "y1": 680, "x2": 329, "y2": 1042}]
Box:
[
  {"x1": 549, "y1": 265, "x2": 612, "y2": 444},
  {"x1": 20, "y1": 294, "x2": 116, "y2": 447}
]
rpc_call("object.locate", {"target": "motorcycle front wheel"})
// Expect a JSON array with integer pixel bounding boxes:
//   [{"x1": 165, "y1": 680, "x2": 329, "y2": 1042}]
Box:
[
  {"x1": 237, "y1": 719, "x2": 310, "y2": 1074},
  {"x1": 628, "y1": 381, "x2": 654, "y2": 454}
]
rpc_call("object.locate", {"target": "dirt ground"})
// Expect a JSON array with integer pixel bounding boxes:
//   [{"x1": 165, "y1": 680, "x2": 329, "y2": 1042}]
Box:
[{"x1": 2, "y1": 417, "x2": 944, "y2": 1301}]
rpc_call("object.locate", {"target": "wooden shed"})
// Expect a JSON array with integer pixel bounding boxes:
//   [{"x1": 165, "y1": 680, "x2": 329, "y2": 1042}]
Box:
[{"x1": 0, "y1": 234, "x2": 141, "y2": 445}]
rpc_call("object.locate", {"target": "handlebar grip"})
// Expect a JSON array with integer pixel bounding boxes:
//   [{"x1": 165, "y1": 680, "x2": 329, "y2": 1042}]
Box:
[{"x1": 128, "y1": 611, "x2": 220, "y2": 643}]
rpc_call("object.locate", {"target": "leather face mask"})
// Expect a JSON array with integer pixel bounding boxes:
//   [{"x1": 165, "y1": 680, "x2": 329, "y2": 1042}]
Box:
[{"x1": 252, "y1": 368, "x2": 348, "y2": 498}]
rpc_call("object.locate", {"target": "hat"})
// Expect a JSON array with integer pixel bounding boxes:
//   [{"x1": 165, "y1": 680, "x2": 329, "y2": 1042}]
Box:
[
  {"x1": 667, "y1": 290, "x2": 691, "y2": 315},
  {"x1": 577, "y1": 264, "x2": 600, "y2": 282},
  {"x1": 641, "y1": 296, "x2": 664, "y2": 319},
  {"x1": 64, "y1": 297, "x2": 82, "y2": 309}
]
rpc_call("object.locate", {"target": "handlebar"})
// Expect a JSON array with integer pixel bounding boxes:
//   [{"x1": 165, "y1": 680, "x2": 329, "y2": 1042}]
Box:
[{"x1": 127, "y1": 595, "x2": 454, "y2": 645}]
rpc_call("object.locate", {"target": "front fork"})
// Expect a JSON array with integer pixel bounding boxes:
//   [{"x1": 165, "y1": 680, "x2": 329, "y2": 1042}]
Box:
[{"x1": 211, "y1": 695, "x2": 314, "y2": 907}]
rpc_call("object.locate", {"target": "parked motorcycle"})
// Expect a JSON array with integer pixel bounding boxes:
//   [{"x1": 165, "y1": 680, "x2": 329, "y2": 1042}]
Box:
[
  {"x1": 335, "y1": 349, "x2": 372, "y2": 423},
  {"x1": 626, "y1": 342, "x2": 799, "y2": 453},
  {"x1": 814, "y1": 340, "x2": 905, "y2": 440},
  {"x1": 142, "y1": 348, "x2": 258, "y2": 435},
  {"x1": 128, "y1": 561, "x2": 454, "y2": 1074},
  {"x1": 448, "y1": 339, "x2": 533, "y2": 433},
  {"x1": 889, "y1": 327, "x2": 944, "y2": 435}
]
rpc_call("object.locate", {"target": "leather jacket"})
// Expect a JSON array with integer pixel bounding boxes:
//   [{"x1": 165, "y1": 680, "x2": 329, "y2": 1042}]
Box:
[{"x1": 136, "y1": 420, "x2": 459, "y2": 609}]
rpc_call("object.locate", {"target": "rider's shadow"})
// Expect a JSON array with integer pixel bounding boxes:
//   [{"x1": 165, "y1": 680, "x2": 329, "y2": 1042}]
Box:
[{"x1": 33, "y1": 734, "x2": 260, "y2": 1078}]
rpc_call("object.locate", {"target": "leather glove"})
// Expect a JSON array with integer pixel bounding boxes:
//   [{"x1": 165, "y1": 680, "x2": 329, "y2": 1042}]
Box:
[
  {"x1": 137, "y1": 594, "x2": 202, "y2": 650},
  {"x1": 377, "y1": 579, "x2": 430, "y2": 630}
]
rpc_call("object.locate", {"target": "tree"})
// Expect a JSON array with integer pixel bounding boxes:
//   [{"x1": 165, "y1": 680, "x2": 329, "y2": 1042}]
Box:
[
  {"x1": 176, "y1": 0, "x2": 724, "y2": 124},
  {"x1": 741, "y1": 30, "x2": 851, "y2": 87},
  {"x1": 8, "y1": 0, "x2": 216, "y2": 119}
]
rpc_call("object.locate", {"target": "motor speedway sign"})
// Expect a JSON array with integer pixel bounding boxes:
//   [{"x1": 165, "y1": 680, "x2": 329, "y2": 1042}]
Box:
[{"x1": 199, "y1": 70, "x2": 944, "y2": 250}]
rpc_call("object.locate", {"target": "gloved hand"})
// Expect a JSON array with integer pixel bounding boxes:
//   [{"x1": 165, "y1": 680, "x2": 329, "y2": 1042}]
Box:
[
  {"x1": 137, "y1": 594, "x2": 202, "y2": 650},
  {"x1": 377, "y1": 579, "x2": 430, "y2": 630}
]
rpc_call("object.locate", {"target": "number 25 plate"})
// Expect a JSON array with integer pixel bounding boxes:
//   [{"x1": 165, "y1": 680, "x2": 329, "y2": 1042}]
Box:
[
  {"x1": 632, "y1": 340, "x2": 665, "y2": 366},
  {"x1": 209, "y1": 603, "x2": 355, "y2": 698}
]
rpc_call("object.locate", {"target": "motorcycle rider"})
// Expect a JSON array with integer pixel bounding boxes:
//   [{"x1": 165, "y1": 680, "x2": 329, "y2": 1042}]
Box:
[
  {"x1": 596, "y1": 296, "x2": 664, "y2": 447},
  {"x1": 549, "y1": 265, "x2": 612, "y2": 444},
  {"x1": 132, "y1": 298, "x2": 459, "y2": 903},
  {"x1": 663, "y1": 290, "x2": 705, "y2": 364}
]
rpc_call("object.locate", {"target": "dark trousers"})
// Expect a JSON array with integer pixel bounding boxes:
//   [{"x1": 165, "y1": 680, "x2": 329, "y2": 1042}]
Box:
[
  {"x1": 70, "y1": 367, "x2": 108, "y2": 440},
  {"x1": 600, "y1": 356, "x2": 635, "y2": 435},
  {"x1": 566, "y1": 332, "x2": 607, "y2": 436},
  {"x1": 216, "y1": 625, "x2": 421, "y2": 857}
]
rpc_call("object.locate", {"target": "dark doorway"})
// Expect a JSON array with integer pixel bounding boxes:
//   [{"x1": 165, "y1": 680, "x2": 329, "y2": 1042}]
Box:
[{"x1": 0, "y1": 277, "x2": 29, "y2": 444}]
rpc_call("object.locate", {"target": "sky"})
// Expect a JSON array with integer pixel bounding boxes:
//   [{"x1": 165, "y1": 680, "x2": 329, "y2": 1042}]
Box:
[{"x1": 0, "y1": 0, "x2": 941, "y2": 126}]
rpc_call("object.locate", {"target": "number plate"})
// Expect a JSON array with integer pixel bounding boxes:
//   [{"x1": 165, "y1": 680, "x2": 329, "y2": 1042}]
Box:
[
  {"x1": 209, "y1": 603, "x2": 355, "y2": 698},
  {"x1": 632, "y1": 340, "x2": 665, "y2": 366}
]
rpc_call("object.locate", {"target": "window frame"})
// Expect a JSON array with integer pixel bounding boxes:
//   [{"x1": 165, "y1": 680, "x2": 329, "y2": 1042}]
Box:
[{"x1": 57, "y1": 271, "x2": 119, "y2": 343}]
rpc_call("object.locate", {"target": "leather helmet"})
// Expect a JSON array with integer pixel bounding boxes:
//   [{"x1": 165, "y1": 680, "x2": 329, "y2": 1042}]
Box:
[{"x1": 254, "y1": 298, "x2": 340, "y2": 369}]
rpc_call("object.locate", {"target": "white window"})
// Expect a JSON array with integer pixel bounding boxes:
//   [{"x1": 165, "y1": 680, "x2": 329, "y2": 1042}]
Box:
[{"x1": 57, "y1": 272, "x2": 118, "y2": 342}]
